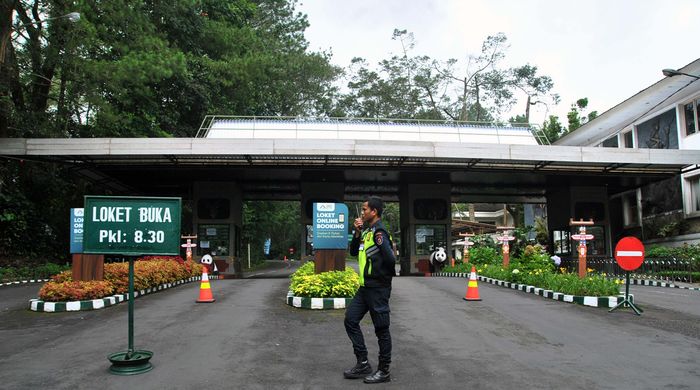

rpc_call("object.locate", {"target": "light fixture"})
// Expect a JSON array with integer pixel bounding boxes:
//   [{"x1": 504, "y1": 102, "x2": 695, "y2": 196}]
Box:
[{"x1": 662, "y1": 68, "x2": 700, "y2": 80}]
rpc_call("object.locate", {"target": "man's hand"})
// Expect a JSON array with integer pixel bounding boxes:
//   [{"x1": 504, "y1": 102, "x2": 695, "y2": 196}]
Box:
[{"x1": 354, "y1": 217, "x2": 363, "y2": 236}]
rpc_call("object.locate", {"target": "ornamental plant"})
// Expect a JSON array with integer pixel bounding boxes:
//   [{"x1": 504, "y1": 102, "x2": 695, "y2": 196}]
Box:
[
  {"x1": 289, "y1": 261, "x2": 360, "y2": 298},
  {"x1": 38, "y1": 258, "x2": 203, "y2": 302}
]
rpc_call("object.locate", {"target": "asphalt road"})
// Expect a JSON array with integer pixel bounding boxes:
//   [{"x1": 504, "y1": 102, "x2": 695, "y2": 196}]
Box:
[{"x1": 1, "y1": 275, "x2": 698, "y2": 389}]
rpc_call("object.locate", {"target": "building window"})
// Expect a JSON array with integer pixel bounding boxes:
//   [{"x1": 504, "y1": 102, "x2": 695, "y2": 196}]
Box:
[
  {"x1": 602, "y1": 136, "x2": 618, "y2": 148},
  {"x1": 414, "y1": 225, "x2": 447, "y2": 255},
  {"x1": 623, "y1": 131, "x2": 634, "y2": 148},
  {"x1": 683, "y1": 99, "x2": 699, "y2": 136},
  {"x1": 622, "y1": 191, "x2": 639, "y2": 227},
  {"x1": 636, "y1": 108, "x2": 678, "y2": 149},
  {"x1": 688, "y1": 176, "x2": 700, "y2": 214},
  {"x1": 552, "y1": 230, "x2": 570, "y2": 255}
]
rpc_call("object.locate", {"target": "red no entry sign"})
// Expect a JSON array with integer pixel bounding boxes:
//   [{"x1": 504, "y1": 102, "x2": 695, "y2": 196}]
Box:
[{"x1": 614, "y1": 236, "x2": 645, "y2": 271}]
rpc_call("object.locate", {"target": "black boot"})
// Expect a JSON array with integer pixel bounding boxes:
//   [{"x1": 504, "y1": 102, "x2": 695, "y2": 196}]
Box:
[
  {"x1": 343, "y1": 360, "x2": 372, "y2": 379},
  {"x1": 363, "y1": 362, "x2": 390, "y2": 384}
]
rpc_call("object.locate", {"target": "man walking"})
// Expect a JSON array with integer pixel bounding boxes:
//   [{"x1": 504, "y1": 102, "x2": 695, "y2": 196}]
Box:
[{"x1": 344, "y1": 196, "x2": 396, "y2": 384}]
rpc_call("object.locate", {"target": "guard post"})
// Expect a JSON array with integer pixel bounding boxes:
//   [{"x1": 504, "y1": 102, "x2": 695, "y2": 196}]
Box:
[
  {"x1": 570, "y1": 219, "x2": 594, "y2": 278},
  {"x1": 496, "y1": 227, "x2": 515, "y2": 267}
]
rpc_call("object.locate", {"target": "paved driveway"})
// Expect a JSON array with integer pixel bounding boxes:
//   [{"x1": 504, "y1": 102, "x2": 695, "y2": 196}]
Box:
[{"x1": 1, "y1": 276, "x2": 698, "y2": 389}]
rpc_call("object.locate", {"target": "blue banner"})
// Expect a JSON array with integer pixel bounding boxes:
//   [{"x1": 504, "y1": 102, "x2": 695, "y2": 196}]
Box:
[
  {"x1": 312, "y1": 203, "x2": 349, "y2": 250},
  {"x1": 70, "y1": 208, "x2": 84, "y2": 254},
  {"x1": 264, "y1": 238, "x2": 271, "y2": 255}
]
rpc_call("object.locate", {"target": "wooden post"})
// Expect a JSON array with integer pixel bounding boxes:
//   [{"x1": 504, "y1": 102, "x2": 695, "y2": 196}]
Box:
[
  {"x1": 459, "y1": 232, "x2": 474, "y2": 263},
  {"x1": 71, "y1": 254, "x2": 104, "y2": 281},
  {"x1": 180, "y1": 235, "x2": 197, "y2": 262},
  {"x1": 314, "y1": 249, "x2": 346, "y2": 273},
  {"x1": 496, "y1": 227, "x2": 515, "y2": 268},
  {"x1": 570, "y1": 219, "x2": 595, "y2": 278}
]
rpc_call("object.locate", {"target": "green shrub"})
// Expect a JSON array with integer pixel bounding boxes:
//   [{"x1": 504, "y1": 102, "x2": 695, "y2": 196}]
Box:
[
  {"x1": 0, "y1": 262, "x2": 69, "y2": 281},
  {"x1": 443, "y1": 260, "x2": 620, "y2": 297},
  {"x1": 38, "y1": 259, "x2": 202, "y2": 301},
  {"x1": 468, "y1": 246, "x2": 501, "y2": 265},
  {"x1": 289, "y1": 261, "x2": 360, "y2": 298}
]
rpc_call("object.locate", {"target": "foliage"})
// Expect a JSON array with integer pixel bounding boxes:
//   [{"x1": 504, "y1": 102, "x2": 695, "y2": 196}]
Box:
[
  {"x1": 289, "y1": 261, "x2": 359, "y2": 298},
  {"x1": 511, "y1": 244, "x2": 553, "y2": 274},
  {"x1": 442, "y1": 259, "x2": 620, "y2": 297},
  {"x1": 646, "y1": 244, "x2": 700, "y2": 270},
  {"x1": 0, "y1": 262, "x2": 69, "y2": 281},
  {"x1": 1, "y1": 0, "x2": 340, "y2": 261},
  {"x1": 38, "y1": 258, "x2": 202, "y2": 301},
  {"x1": 39, "y1": 280, "x2": 114, "y2": 302},
  {"x1": 337, "y1": 31, "x2": 556, "y2": 123},
  {"x1": 242, "y1": 201, "x2": 303, "y2": 259},
  {"x1": 468, "y1": 246, "x2": 501, "y2": 265}
]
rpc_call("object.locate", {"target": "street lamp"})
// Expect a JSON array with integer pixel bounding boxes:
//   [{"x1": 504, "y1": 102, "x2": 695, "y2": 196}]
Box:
[
  {"x1": 662, "y1": 68, "x2": 700, "y2": 80},
  {"x1": 1, "y1": 12, "x2": 80, "y2": 63}
]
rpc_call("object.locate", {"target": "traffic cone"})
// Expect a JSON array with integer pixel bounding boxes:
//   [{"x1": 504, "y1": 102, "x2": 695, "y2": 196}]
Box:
[
  {"x1": 196, "y1": 268, "x2": 215, "y2": 303},
  {"x1": 463, "y1": 266, "x2": 481, "y2": 301}
]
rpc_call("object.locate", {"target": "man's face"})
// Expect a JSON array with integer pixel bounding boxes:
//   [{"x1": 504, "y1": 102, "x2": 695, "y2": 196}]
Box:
[{"x1": 361, "y1": 202, "x2": 375, "y2": 223}]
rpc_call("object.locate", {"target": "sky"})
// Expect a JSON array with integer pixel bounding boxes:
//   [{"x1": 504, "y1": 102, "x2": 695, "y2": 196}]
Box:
[{"x1": 297, "y1": 0, "x2": 700, "y2": 125}]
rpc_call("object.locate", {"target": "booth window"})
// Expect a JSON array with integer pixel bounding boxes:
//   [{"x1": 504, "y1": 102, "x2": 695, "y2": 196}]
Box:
[
  {"x1": 197, "y1": 224, "x2": 230, "y2": 256},
  {"x1": 414, "y1": 225, "x2": 446, "y2": 255},
  {"x1": 197, "y1": 198, "x2": 230, "y2": 219},
  {"x1": 552, "y1": 230, "x2": 570, "y2": 255}
]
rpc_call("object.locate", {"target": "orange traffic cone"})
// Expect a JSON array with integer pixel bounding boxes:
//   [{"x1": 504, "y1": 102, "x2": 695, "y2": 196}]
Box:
[
  {"x1": 463, "y1": 266, "x2": 481, "y2": 301},
  {"x1": 197, "y1": 268, "x2": 215, "y2": 303}
]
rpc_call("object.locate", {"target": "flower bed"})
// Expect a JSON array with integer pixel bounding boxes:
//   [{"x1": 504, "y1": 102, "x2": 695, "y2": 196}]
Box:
[
  {"x1": 289, "y1": 262, "x2": 359, "y2": 298},
  {"x1": 38, "y1": 256, "x2": 203, "y2": 302},
  {"x1": 444, "y1": 245, "x2": 620, "y2": 297}
]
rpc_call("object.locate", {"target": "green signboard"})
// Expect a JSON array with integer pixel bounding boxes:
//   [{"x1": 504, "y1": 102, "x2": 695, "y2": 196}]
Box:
[{"x1": 83, "y1": 196, "x2": 181, "y2": 256}]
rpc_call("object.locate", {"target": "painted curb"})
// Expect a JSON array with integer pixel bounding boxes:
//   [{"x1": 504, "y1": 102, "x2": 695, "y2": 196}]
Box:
[
  {"x1": 626, "y1": 278, "x2": 700, "y2": 292},
  {"x1": 29, "y1": 276, "x2": 203, "y2": 313},
  {"x1": 2, "y1": 278, "x2": 51, "y2": 287},
  {"x1": 432, "y1": 272, "x2": 632, "y2": 308},
  {"x1": 286, "y1": 291, "x2": 353, "y2": 310}
]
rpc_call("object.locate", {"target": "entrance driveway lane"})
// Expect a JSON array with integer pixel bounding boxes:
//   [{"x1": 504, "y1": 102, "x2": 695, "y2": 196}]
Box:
[
  {"x1": 2, "y1": 276, "x2": 699, "y2": 389},
  {"x1": 415, "y1": 277, "x2": 700, "y2": 389},
  {"x1": 627, "y1": 284, "x2": 700, "y2": 317}
]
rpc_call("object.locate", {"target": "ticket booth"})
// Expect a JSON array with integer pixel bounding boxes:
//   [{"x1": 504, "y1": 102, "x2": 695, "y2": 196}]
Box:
[{"x1": 194, "y1": 182, "x2": 242, "y2": 273}]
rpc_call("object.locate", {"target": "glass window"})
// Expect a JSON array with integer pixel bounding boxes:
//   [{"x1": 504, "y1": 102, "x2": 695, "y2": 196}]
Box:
[
  {"x1": 689, "y1": 176, "x2": 700, "y2": 213},
  {"x1": 197, "y1": 224, "x2": 230, "y2": 256},
  {"x1": 414, "y1": 225, "x2": 447, "y2": 255},
  {"x1": 552, "y1": 230, "x2": 570, "y2": 255},
  {"x1": 602, "y1": 136, "x2": 618, "y2": 148},
  {"x1": 198, "y1": 198, "x2": 230, "y2": 219},
  {"x1": 636, "y1": 109, "x2": 678, "y2": 149},
  {"x1": 684, "y1": 102, "x2": 697, "y2": 136},
  {"x1": 623, "y1": 131, "x2": 634, "y2": 148}
]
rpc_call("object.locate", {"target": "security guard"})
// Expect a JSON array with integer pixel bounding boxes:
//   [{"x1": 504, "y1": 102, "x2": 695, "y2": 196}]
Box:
[{"x1": 344, "y1": 196, "x2": 396, "y2": 384}]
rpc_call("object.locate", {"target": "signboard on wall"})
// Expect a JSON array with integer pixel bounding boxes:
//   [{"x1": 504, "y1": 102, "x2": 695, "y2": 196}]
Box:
[
  {"x1": 312, "y1": 202, "x2": 349, "y2": 250},
  {"x1": 83, "y1": 196, "x2": 181, "y2": 256},
  {"x1": 70, "y1": 208, "x2": 84, "y2": 254}
]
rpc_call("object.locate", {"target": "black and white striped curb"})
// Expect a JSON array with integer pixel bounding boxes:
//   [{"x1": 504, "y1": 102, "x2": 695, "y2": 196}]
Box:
[
  {"x1": 625, "y1": 278, "x2": 700, "y2": 291},
  {"x1": 432, "y1": 272, "x2": 631, "y2": 308},
  {"x1": 2, "y1": 278, "x2": 51, "y2": 287},
  {"x1": 286, "y1": 291, "x2": 353, "y2": 309},
  {"x1": 29, "y1": 276, "x2": 202, "y2": 313}
]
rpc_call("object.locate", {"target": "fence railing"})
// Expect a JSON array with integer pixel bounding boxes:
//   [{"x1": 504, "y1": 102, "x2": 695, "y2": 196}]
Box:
[{"x1": 559, "y1": 256, "x2": 695, "y2": 283}]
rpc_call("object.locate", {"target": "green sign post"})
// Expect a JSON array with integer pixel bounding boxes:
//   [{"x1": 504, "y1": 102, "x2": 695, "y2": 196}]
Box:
[{"x1": 84, "y1": 196, "x2": 181, "y2": 375}]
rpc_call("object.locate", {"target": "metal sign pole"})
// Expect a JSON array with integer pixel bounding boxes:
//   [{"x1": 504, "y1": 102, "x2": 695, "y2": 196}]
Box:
[{"x1": 609, "y1": 271, "x2": 643, "y2": 315}]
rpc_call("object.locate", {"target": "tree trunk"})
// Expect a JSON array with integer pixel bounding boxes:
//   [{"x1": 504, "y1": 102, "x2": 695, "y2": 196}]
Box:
[{"x1": 525, "y1": 95, "x2": 531, "y2": 124}]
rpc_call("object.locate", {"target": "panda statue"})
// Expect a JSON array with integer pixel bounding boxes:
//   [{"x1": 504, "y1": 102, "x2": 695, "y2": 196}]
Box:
[
  {"x1": 430, "y1": 247, "x2": 448, "y2": 272},
  {"x1": 200, "y1": 254, "x2": 219, "y2": 275}
]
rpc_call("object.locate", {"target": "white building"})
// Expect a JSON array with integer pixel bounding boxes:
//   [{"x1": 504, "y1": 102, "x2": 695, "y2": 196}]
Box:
[{"x1": 556, "y1": 58, "x2": 700, "y2": 246}]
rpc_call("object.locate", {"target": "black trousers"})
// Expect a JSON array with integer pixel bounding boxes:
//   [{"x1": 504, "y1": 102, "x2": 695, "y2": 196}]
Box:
[{"x1": 344, "y1": 286, "x2": 392, "y2": 365}]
